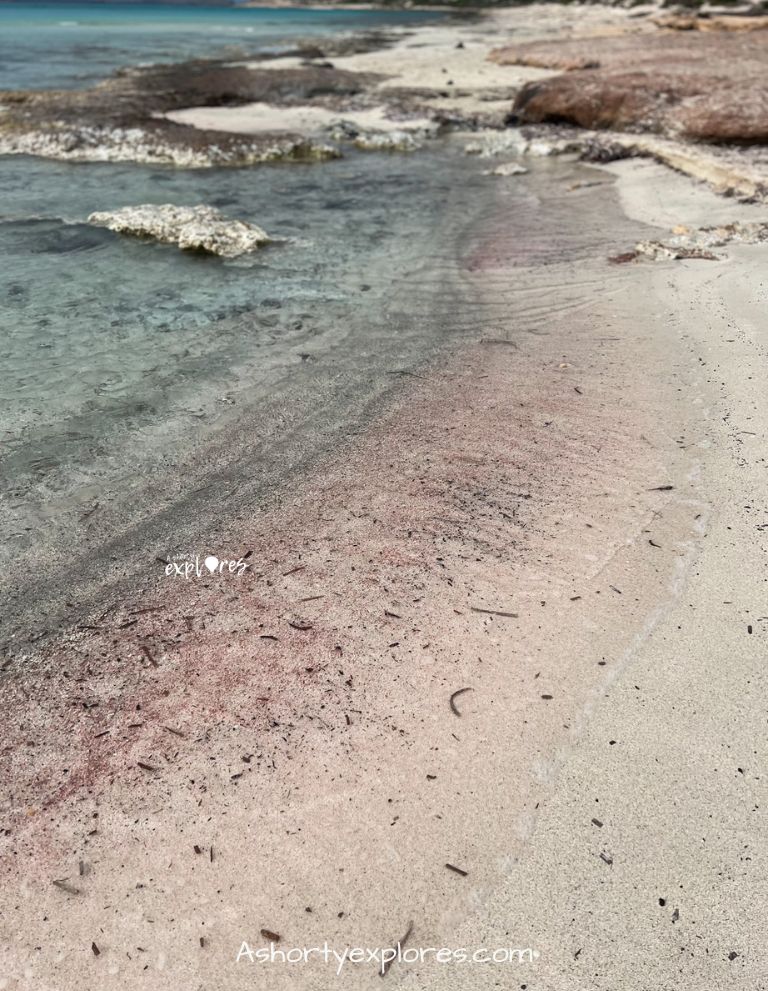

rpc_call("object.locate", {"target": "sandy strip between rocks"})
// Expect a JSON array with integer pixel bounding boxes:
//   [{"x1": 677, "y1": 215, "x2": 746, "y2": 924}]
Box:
[
  {"x1": 169, "y1": 4, "x2": 654, "y2": 135},
  {"x1": 161, "y1": 102, "x2": 437, "y2": 137},
  {"x1": 2, "y1": 160, "x2": 768, "y2": 989}
]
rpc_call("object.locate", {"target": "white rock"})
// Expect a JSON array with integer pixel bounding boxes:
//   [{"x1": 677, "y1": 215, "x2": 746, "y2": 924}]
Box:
[
  {"x1": 0, "y1": 125, "x2": 338, "y2": 168},
  {"x1": 465, "y1": 129, "x2": 529, "y2": 158},
  {"x1": 464, "y1": 128, "x2": 579, "y2": 159},
  {"x1": 87, "y1": 204, "x2": 270, "y2": 258},
  {"x1": 484, "y1": 161, "x2": 529, "y2": 176}
]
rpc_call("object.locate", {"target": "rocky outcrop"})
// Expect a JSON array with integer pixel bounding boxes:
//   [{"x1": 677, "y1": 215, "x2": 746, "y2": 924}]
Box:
[
  {"x1": 501, "y1": 27, "x2": 768, "y2": 145},
  {"x1": 589, "y1": 133, "x2": 768, "y2": 198},
  {"x1": 87, "y1": 205, "x2": 270, "y2": 257},
  {"x1": 652, "y1": 13, "x2": 768, "y2": 33},
  {"x1": 0, "y1": 123, "x2": 338, "y2": 167},
  {"x1": 464, "y1": 124, "x2": 768, "y2": 199},
  {"x1": 618, "y1": 221, "x2": 768, "y2": 262},
  {"x1": 514, "y1": 72, "x2": 768, "y2": 144},
  {"x1": 0, "y1": 60, "x2": 377, "y2": 166}
]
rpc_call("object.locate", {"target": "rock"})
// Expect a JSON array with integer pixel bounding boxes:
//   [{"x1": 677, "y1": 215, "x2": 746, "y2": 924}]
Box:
[
  {"x1": 635, "y1": 220, "x2": 768, "y2": 260},
  {"x1": 489, "y1": 49, "x2": 600, "y2": 71},
  {"x1": 508, "y1": 28, "x2": 768, "y2": 144},
  {"x1": 589, "y1": 132, "x2": 768, "y2": 198},
  {"x1": 653, "y1": 13, "x2": 768, "y2": 32},
  {"x1": 464, "y1": 130, "x2": 529, "y2": 158},
  {"x1": 352, "y1": 129, "x2": 426, "y2": 152},
  {"x1": 0, "y1": 59, "x2": 372, "y2": 166},
  {"x1": 464, "y1": 128, "x2": 579, "y2": 158},
  {"x1": 0, "y1": 124, "x2": 338, "y2": 167},
  {"x1": 516, "y1": 71, "x2": 768, "y2": 144},
  {"x1": 634, "y1": 241, "x2": 720, "y2": 261},
  {"x1": 579, "y1": 138, "x2": 634, "y2": 163},
  {"x1": 484, "y1": 161, "x2": 529, "y2": 176},
  {"x1": 323, "y1": 118, "x2": 431, "y2": 152},
  {"x1": 87, "y1": 204, "x2": 270, "y2": 257}
]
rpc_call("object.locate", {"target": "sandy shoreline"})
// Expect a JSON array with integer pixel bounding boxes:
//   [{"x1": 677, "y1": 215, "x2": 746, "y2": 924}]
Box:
[
  {"x1": 4, "y1": 151, "x2": 768, "y2": 986},
  {"x1": 3, "y1": 4, "x2": 768, "y2": 989}
]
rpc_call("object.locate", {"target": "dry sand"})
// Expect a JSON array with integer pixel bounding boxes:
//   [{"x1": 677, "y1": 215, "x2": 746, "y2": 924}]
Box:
[{"x1": 161, "y1": 102, "x2": 437, "y2": 137}]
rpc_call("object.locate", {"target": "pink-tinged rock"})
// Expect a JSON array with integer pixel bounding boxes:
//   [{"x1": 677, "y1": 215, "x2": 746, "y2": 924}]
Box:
[{"x1": 506, "y1": 27, "x2": 768, "y2": 144}]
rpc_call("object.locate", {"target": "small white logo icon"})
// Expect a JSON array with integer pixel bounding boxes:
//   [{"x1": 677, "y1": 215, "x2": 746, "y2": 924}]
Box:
[{"x1": 204, "y1": 555, "x2": 220, "y2": 573}]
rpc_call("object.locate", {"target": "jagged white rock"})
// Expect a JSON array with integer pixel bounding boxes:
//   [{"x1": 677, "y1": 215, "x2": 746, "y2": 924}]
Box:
[
  {"x1": 464, "y1": 129, "x2": 579, "y2": 159},
  {"x1": 88, "y1": 204, "x2": 270, "y2": 258},
  {"x1": 0, "y1": 125, "x2": 338, "y2": 168}
]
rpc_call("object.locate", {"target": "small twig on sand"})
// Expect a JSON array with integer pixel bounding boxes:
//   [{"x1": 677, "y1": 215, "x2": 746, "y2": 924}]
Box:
[
  {"x1": 449, "y1": 687, "x2": 473, "y2": 717},
  {"x1": 470, "y1": 606, "x2": 518, "y2": 618},
  {"x1": 282, "y1": 565, "x2": 306, "y2": 577},
  {"x1": 52, "y1": 879, "x2": 81, "y2": 895},
  {"x1": 381, "y1": 920, "x2": 414, "y2": 977},
  {"x1": 445, "y1": 863, "x2": 468, "y2": 877}
]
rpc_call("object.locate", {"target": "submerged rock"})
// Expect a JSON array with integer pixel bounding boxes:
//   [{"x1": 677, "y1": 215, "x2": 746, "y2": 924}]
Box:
[
  {"x1": 87, "y1": 204, "x2": 270, "y2": 257},
  {"x1": 484, "y1": 161, "x2": 529, "y2": 176}
]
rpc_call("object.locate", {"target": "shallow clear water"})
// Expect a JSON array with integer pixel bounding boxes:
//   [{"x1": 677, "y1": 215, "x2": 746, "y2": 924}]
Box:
[
  {"x1": 0, "y1": 4, "x2": 509, "y2": 650},
  {"x1": 0, "y1": 141, "x2": 506, "y2": 641},
  {"x1": 0, "y1": 2, "x2": 442, "y2": 90},
  {"x1": 1, "y1": 149, "x2": 481, "y2": 461}
]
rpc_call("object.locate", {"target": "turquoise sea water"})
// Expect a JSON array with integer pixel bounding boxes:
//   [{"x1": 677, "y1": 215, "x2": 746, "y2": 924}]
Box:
[
  {"x1": 0, "y1": 2, "x2": 441, "y2": 89},
  {"x1": 0, "y1": 143, "x2": 505, "y2": 645},
  {"x1": 0, "y1": 3, "x2": 510, "y2": 647}
]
